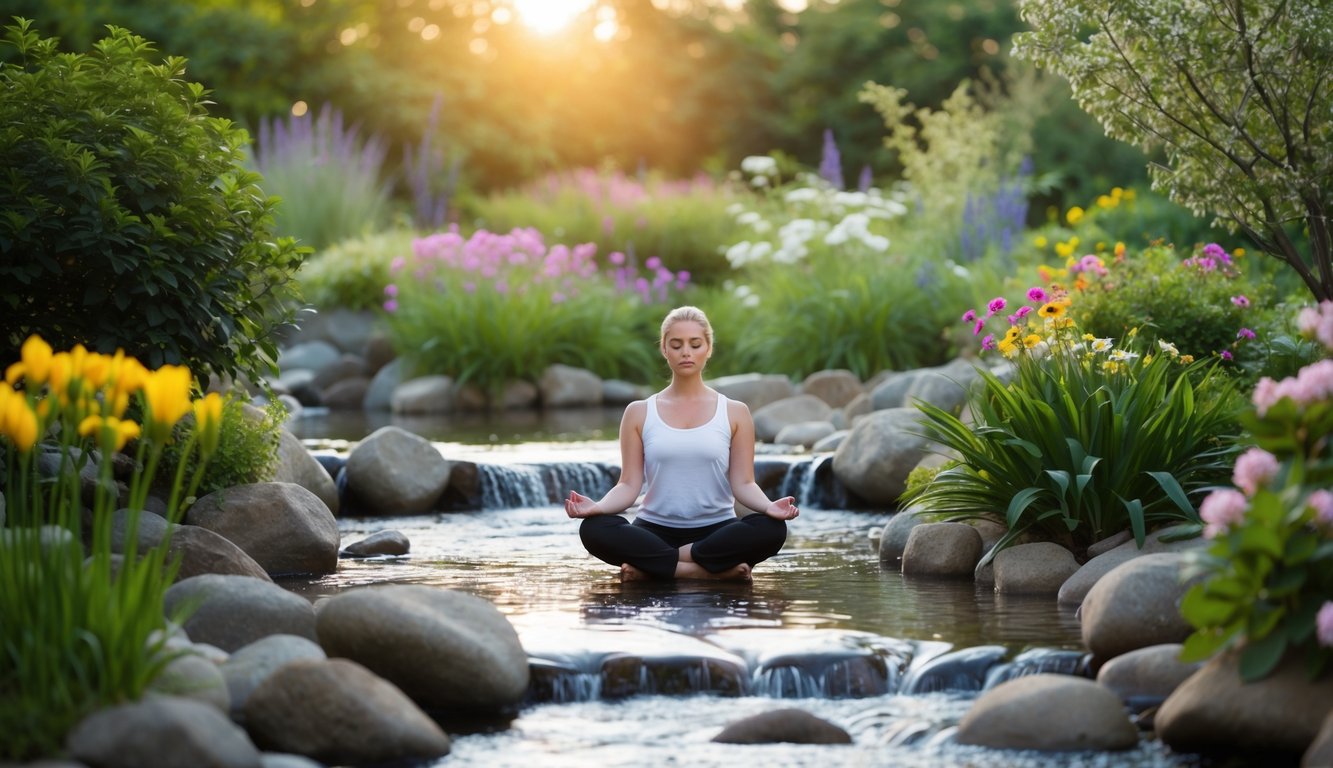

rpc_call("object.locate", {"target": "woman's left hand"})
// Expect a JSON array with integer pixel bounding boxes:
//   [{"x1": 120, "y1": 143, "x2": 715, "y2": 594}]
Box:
[{"x1": 765, "y1": 496, "x2": 799, "y2": 521}]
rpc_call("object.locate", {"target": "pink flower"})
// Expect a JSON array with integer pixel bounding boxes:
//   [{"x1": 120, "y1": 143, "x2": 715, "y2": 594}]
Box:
[
  {"x1": 1200, "y1": 489, "x2": 1249, "y2": 538},
  {"x1": 973, "y1": 319, "x2": 986, "y2": 336},
  {"x1": 383, "y1": 299, "x2": 398, "y2": 313},
  {"x1": 962, "y1": 309, "x2": 978, "y2": 324},
  {"x1": 609, "y1": 251, "x2": 626, "y2": 266},
  {"x1": 1309, "y1": 490, "x2": 1333, "y2": 528},
  {"x1": 1233, "y1": 447, "x2": 1280, "y2": 496},
  {"x1": 1236, "y1": 327, "x2": 1256, "y2": 340},
  {"x1": 981, "y1": 334, "x2": 996, "y2": 351},
  {"x1": 1319, "y1": 602, "x2": 1333, "y2": 648},
  {"x1": 646, "y1": 256, "x2": 662, "y2": 270},
  {"x1": 988, "y1": 297, "x2": 1007, "y2": 314},
  {"x1": 384, "y1": 283, "x2": 398, "y2": 297},
  {"x1": 1013, "y1": 306, "x2": 1033, "y2": 320},
  {"x1": 1221, "y1": 350, "x2": 1234, "y2": 361},
  {"x1": 1203, "y1": 242, "x2": 1231, "y2": 263},
  {"x1": 1231, "y1": 295, "x2": 1250, "y2": 308},
  {"x1": 1027, "y1": 287, "x2": 1048, "y2": 303}
]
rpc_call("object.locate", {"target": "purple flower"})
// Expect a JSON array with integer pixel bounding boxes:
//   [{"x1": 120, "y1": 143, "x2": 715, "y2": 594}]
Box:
[
  {"x1": 1203, "y1": 242, "x2": 1230, "y2": 263},
  {"x1": 1027, "y1": 287, "x2": 1048, "y2": 303},
  {"x1": 981, "y1": 334, "x2": 996, "y2": 351},
  {"x1": 1237, "y1": 327, "x2": 1256, "y2": 340},
  {"x1": 383, "y1": 299, "x2": 398, "y2": 313},
  {"x1": 1232, "y1": 447, "x2": 1280, "y2": 496},
  {"x1": 646, "y1": 256, "x2": 662, "y2": 270},
  {"x1": 1013, "y1": 306, "x2": 1033, "y2": 320},
  {"x1": 609, "y1": 251, "x2": 626, "y2": 266},
  {"x1": 1200, "y1": 489, "x2": 1248, "y2": 538},
  {"x1": 1319, "y1": 602, "x2": 1333, "y2": 648},
  {"x1": 1231, "y1": 295, "x2": 1250, "y2": 308},
  {"x1": 987, "y1": 297, "x2": 1007, "y2": 314},
  {"x1": 962, "y1": 309, "x2": 978, "y2": 324},
  {"x1": 384, "y1": 283, "x2": 398, "y2": 297},
  {"x1": 1221, "y1": 350, "x2": 1234, "y2": 361},
  {"x1": 973, "y1": 319, "x2": 986, "y2": 336}
]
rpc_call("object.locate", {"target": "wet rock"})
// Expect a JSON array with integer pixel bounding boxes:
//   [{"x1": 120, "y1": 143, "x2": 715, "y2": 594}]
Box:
[
  {"x1": 244, "y1": 658, "x2": 450, "y2": 765},
  {"x1": 801, "y1": 369, "x2": 864, "y2": 409},
  {"x1": 294, "y1": 308, "x2": 377, "y2": 356},
  {"x1": 341, "y1": 529, "x2": 410, "y2": 557},
  {"x1": 497, "y1": 379, "x2": 540, "y2": 409},
  {"x1": 901, "y1": 645, "x2": 1008, "y2": 694},
  {"x1": 311, "y1": 353, "x2": 366, "y2": 391},
  {"x1": 1304, "y1": 710, "x2": 1333, "y2": 768},
  {"x1": 1158, "y1": 647, "x2": 1333, "y2": 757},
  {"x1": 260, "y1": 754, "x2": 324, "y2": 768},
  {"x1": 222, "y1": 634, "x2": 327, "y2": 718},
  {"x1": 247, "y1": 408, "x2": 339, "y2": 516},
  {"x1": 345, "y1": 426, "x2": 452, "y2": 515},
  {"x1": 67, "y1": 696, "x2": 261, "y2": 768},
  {"x1": 1058, "y1": 526, "x2": 1204, "y2": 607},
  {"x1": 148, "y1": 652, "x2": 230, "y2": 713},
  {"x1": 832, "y1": 407, "x2": 932, "y2": 506},
  {"x1": 993, "y1": 542, "x2": 1080, "y2": 595},
  {"x1": 602, "y1": 379, "x2": 646, "y2": 405},
  {"x1": 1080, "y1": 553, "x2": 1199, "y2": 661},
  {"x1": 1087, "y1": 530, "x2": 1133, "y2": 558},
  {"x1": 168, "y1": 525, "x2": 275, "y2": 583},
  {"x1": 774, "y1": 420, "x2": 836, "y2": 448},
  {"x1": 187, "y1": 483, "x2": 339, "y2": 577},
  {"x1": 362, "y1": 330, "x2": 397, "y2": 375},
  {"x1": 1095, "y1": 643, "x2": 1201, "y2": 713},
  {"x1": 277, "y1": 341, "x2": 340, "y2": 377},
  {"x1": 319, "y1": 377, "x2": 370, "y2": 411},
  {"x1": 712, "y1": 708, "x2": 852, "y2": 745},
  {"x1": 753, "y1": 395, "x2": 833, "y2": 443},
  {"x1": 165, "y1": 574, "x2": 317, "y2": 653},
  {"x1": 709, "y1": 373, "x2": 797, "y2": 411},
  {"x1": 900, "y1": 522, "x2": 981, "y2": 578},
  {"x1": 390, "y1": 375, "x2": 455, "y2": 414},
  {"x1": 878, "y1": 507, "x2": 929, "y2": 567},
  {"x1": 956, "y1": 674, "x2": 1138, "y2": 751},
  {"x1": 539, "y1": 364, "x2": 603, "y2": 407},
  {"x1": 602, "y1": 655, "x2": 747, "y2": 698},
  {"x1": 316, "y1": 585, "x2": 529, "y2": 713}
]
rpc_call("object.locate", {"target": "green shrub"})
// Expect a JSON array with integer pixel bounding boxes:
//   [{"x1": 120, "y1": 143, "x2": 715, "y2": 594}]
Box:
[
  {"x1": 298, "y1": 229, "x2": 418, "y2": 312},
  {"x1": 905, "y1": 294, "x2": 1242, "y2": 560},
  {"x1": 0, "y1": 19, "x2": 306, "y2": 385},
  {"x1": 158, "y1": 397, "x2": 283, "y2": 499}
]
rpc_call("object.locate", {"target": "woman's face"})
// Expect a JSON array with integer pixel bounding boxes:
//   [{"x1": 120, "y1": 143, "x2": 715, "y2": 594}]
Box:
[{"x1": 661, "y1": 320, "x2": 711, "y2": 374}]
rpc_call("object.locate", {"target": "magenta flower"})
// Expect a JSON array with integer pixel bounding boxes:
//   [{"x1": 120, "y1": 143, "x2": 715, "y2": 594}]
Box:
[
  {"x1": 987, "y1": 297, "x2": 1007, "y2": 314},
  {"x1": 1200, "y1": 489, "x2": 1248, "y2": 538},
  {"x1": 1237, "y1": 327, "x2": 1256, "y2": 340},
  {"x1": 1232, "y1": 447, "x2": 1280, "y2": 496},
  {"x1": 1027, "y1": 287, "x2": 1048, "y2": 303},
  {"x1": 1202, "y1": 242, "x2": 1231, "y2": 263},
  {"x1": 384, "y1": 283, "x2": 399, "y2": 297},
  {"x1": 383, "y1": 299, "x2": 398, "y2": 313},
  {"x1": 1319, "y1": 602, "x2": 1333, "y2": 648},
  {"x1": 609, "y1": 251, "x2": 626, "y2": 266},
  {"x1": 973, "y1": 319, "x2": 986, "y2": 336},
  {"x1": 981, "y1": 334, "x2": 996, "y2": 351},
  {"x1": 646, "y1": 256, "x2": 662, "y2": 270},
  {"x1": 1231, "y1": 295, "x2": 1250, "y2": 308},
  {"x1": 1013, "y1": 306, "x2": 1033, "y2": 320},
  {"x1": 962, "y1": 309, "x2": 978, "y2": 324},
  {"x1": 1221, "y1": 350, "x2": 1234, "y2": 361}
]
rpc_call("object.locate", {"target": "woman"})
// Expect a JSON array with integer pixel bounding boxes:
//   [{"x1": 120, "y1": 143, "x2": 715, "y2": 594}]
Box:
[{"x1": 564, "y1": 306, "x2": 798, "y2": 581}]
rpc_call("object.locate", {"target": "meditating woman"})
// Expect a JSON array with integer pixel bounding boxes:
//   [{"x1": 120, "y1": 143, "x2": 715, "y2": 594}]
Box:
[{"x1": 564, "y1": 305, "x2": 798, "y2": 581}]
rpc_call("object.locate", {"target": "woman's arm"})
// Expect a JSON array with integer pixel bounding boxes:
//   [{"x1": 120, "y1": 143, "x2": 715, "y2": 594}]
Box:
[
  {"x1": 727, "y1": 400, "x2": 799, "y2": 520},
  {"x1": 565, "y1": 401, "x2": 647, "y2": 518}
]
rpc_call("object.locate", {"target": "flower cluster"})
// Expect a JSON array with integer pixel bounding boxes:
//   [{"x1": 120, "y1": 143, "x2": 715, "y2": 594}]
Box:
[
  {"x1": 1298, "y1": 300, "x2": 1333, "y2": 350},
  {"x1": 961, "y1": 286, "x2": 1076, "y2": 358}
]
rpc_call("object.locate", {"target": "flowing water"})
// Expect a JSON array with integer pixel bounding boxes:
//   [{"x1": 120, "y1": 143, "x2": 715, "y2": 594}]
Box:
[{"x1": 286, "y1": 410, "x2": 1202, "y2": 768}]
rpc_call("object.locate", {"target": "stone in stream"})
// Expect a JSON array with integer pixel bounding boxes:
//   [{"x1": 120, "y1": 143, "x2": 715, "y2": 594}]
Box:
[{"x1": 712, "y1": 708, "x2": 853, "y2": 745}]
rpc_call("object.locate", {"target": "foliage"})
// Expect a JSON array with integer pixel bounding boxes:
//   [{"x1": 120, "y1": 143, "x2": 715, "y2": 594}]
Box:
[
  {"x1": 382, "y1": 226, "x2": 677, "y2": 396},
  {"x1": 250, "y1": 105, "x2": 393, "y2": 251},
  {"x1": 157, "y1": 398, "x2": 283, "y2": 500},
  {"x1": 1181, "y1": 301, "x2": 1333, "y2": 681},
  {"x1": 468, "y1": 168, "x2": 741, "y2": 286},
  {"x1": 904, "y1": 288, "x2": 1242, "y2": 561},
  {"x1": 298, "y1": 229, "x2": 419, "y2": 312},
  {"x1": 1015, "y1": 0, "x2": 1333, "y2": 302},
  {"x1": 0, "y1": 19, "x2": 307, "y2": 386},
  {"x1": 0, "y1": 336, "x2": 220, "y2": 760}
]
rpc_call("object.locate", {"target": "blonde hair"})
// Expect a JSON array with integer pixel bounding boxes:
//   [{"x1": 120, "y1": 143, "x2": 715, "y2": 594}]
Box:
[{"x1": 659, "y1": 305, "x2": 714, "y2": 349}]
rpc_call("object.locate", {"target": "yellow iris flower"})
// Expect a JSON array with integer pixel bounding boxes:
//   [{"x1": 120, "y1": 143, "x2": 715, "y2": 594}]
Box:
[
  {"x1": 5, "y1": 335, "x2": 55, "y2": 386},
  {"x1": 1, "y1": 390, "x2": 39, "y2": 453},
  {"x1": 78, "y1": 415, "x2": 142, "y2": 453},
  {"x1": 142, "y1": 365, "x2": 193, "y2": 441},
  {"x1": 192, "y1": 392, "x2": 225, "y2": 459}
]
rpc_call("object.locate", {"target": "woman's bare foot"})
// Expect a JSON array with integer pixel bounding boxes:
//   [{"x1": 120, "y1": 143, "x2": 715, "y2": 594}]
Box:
[
  {"x1": 620, "y1": 563, "x2": 650, "y2": 582},
  {"x1": 675, "y1": 562, "x2": 752, "y2": 581}
]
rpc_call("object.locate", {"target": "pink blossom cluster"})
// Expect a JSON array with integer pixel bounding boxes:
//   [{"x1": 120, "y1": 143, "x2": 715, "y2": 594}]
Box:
[
  {"x1": 1251, "y1": 359, "x2": 1333, "y2": 417},
  {"x1": 608, "y1": 252, "x2": 691, "y2": 305},
  {"x1": 524, "y1": 168, "x2": 719, "y2": 210},
  {"x1": 1309, "y1": 489, "x2": 1333, "y2": 529},
  {"x1": 1232, "y1": 447, "x2": 1281, "y2": 496},
  {"x1": 1068, "y1": 254, "x2": 1108, "y2": 277},
  {"x1": 1181, "y1": 242, "x2": 1236, "y2": 275},
  {"x1": 1320, "y1": 602, "x2": 1333, "y2": 648},
  {"x1": 1297, "y1": 301, "x2": 1333, "y2": 351},
  {"x1": 1199, "y1": 488, "x2": 1248, "y2": 539}
]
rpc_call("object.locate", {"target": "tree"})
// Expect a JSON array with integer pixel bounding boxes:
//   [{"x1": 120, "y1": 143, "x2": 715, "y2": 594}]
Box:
[{"x1": 1014, "y1": 1, "x2": 1333, "y2": 301}]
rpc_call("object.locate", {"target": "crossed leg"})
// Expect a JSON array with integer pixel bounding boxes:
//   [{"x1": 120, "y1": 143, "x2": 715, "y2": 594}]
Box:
[{"x1": 580, "y1": 515, "x2": 786, "y2": 582}]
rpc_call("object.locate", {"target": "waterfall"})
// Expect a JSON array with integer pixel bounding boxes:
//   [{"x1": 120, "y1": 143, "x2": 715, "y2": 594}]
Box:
[
  {"x1": 982, "y1": 648, "x2": 1090, "y2": 689},
  {"x1": 475, "y1": 461, "x2": 619, "y2": 509},
  {"x1": 775, "y1": 454, "x2": 848, "y2": 508}
]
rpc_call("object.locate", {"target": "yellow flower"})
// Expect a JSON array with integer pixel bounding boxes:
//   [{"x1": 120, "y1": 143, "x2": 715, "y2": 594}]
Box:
[
  {"x1": 81, "y1": 351, "x2": 111, "y2": 390},
  {"x1": 1123, "y1": 188, "x2": 1136, "y2": 201},
  {"x1": 1096, "y1": 195, "x2": 1115, "y2": 209},
  {"x1": 1128, "y1": 326, "x2": 1139, "y2": 338},
  {"x1": 2, "y1": 392, "x2": 39, "y2": 452},
  {"x1": 1143, "y1": 353, "x2": 1154, "y2": 365},
  {"x1": 192, "y1": 393, "x2": 225, "y2": 459},
  {"x1": 5, "y1": 335, "x2": 54, "y2": 387},
  {"x1": 1101, "y1": 360, "x2": 1122, "y2": 375},
  {"x1": 142, "y1": 365, "x2": 193, "y2": 441},
  {"x1": 1034, "y1": 236, "x2": 1048, "y2": 249},
  {"x1": 1114, "y1": 241, "x2": 1126, "y2": 258},
  {"x1": 1055, "y1": 241, "x2": 1075, "y2": 259},
  {"x1": 1180, "y1": 354, "x2": 1195, "y2": 364},
  {"x1": 78, "y1": 414, "x2": 141, "y2": 453},
  {"x1": 1066, "y1": 206, "x2": 1085, "y2": 225},
  {"x1": 1233, "y1": 247, "x2": 1245, "y2": 258},
  {"x1": 1003, "y1": 325, "x2": 1023, "y2": 344},
  {"x1": 1039, "y1": 301, "x2": 1066, "y2": 319},
  {"x1": 1069, "y1": 236, "x2": 1081, "y2": 249},
  {"x1": 1110, "y1": 187, "x2": 1124, "y2": 199},
  {"x1": 1023, "y1": 334, "x2": 1041, "y2": 349},
  {"x1": 999, "y1": 339, "x2": 1018, "y2": 357}
]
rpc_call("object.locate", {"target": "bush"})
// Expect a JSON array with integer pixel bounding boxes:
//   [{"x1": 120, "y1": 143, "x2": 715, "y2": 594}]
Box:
[
  {"x1": 382, "y1": 226, "x2": 682, "y2": 396},
  {"x1": 297, "y1": 229, "x2": 418, "y2": 312},
  {"x1": 157, "y1": 397, "x2": 283, "y2": 499},
  {"x1": 904, "y1": 286, "x2": 1242, "y2": 560},
  {"x1": 0, "y1": 19, "x2": 306, "y2": 385},
  {"x1": 0, "y1": 335, "x2": 220, "y2": 760},
  {"x1": 1181, "y1": 301, "x2": 1333, "y2": 682}
]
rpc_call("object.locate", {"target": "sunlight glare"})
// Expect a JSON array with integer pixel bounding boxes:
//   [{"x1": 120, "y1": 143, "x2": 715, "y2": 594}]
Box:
[{"x1": 511, "y1": 0, "x2": 595, "y2": 35}]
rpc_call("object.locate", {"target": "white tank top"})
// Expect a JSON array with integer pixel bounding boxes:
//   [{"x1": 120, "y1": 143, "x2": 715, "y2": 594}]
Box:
[{"x1": 635, "y1": 393, "x2": 736, "y2": 527}]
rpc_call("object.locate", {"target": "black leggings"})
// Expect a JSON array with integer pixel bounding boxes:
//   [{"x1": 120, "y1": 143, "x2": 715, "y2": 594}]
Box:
[{"x1": 579, "y1": 514, "x2": 788, "y2": 579}]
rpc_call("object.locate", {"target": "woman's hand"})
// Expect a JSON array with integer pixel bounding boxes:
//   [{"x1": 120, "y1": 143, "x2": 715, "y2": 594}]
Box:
[
  {"x1": 565, "y1": 490, "x2": 600, "y2": 519},
  {"x1": 765, "y1": 496, "x2": 799, "y2": 521}
]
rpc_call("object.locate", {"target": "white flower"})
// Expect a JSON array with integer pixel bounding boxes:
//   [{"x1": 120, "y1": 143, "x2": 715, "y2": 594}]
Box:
[
  {"x1": 1109, "y1": 348, "x2": 1140, "y2": 362},
  {"x1": 1091, "y1": 338, "x2": 1115, "y2": 352},
  {"x1": 1157, "y1": 339, "x2": 1180, "y2": 357},
  {"x1": 949, "y1": 261, "x2": 971, "y2": 279},
  {"x1": 725, "y1": 202, "x2": 746, "y2": 216},
  {"x1": 751, "y1": 175, "x2": 769, "y2": 188},
  {"x1": 784, "y1": 188, "x2": 820, "y2": 204},
  {"x1": 740, "y1": 155, "x2": 778, "y2": 176}
]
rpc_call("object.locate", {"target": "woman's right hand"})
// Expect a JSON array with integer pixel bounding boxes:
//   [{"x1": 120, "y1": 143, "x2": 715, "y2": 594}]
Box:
[{"x1": 565, "y1": 490, "x2": 600, "y2": 518}]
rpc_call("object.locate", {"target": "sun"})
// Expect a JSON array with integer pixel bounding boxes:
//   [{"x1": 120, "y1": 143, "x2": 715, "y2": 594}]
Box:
[{"x1": 510, "y1": 0, "x2": 595, "y2": 36}]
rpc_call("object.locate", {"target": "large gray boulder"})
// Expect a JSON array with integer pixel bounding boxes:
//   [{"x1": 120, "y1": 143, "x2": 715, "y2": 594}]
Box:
[
  {"x1": 903, "y1": 358, "x2": 983, "y2": 413},
  {"x1": 244, "y1": 658, "x2": 450, "y2": 766},
  {"x1": 341, "y1": 529, "x2": 410, "y2": 557},
  {"x1": 165, "y1": 574, "x2": 318, "y2": 653},
  {"x1": 276, "y1": 341, "x2": 340, "y2": 377},
  {"x1": 878, "y1": 507, "x2": 931, "y2": 567},
  {"x1": 344, "y1": 426, "x2": 452, "y2": 515},
  {"x1": 187, "y1": 483, "x2": 339, "y2": 577},
  {"x1": 993, "y1": 542, "x2": 1081, "y2": 595},
  {"x1": 222, "y1": 634, "x2": 327, "y2": 718},
  {"x1": 1058, "y1": 526, "x2": 1206, "y2": 607},
  {"x1": 148, "y1": 653, "x2": 230, "y2": 713},
  {"x1": 1080, "y1": 552, "x2": 1198, "y2": 661},
  {"x1": 775, "y1": 421, "x2": 836, "y2": 449},
  {"x1": 1095, "y1": 643, "x2": 1202, "y2": 708},
  {"x1": 709, "y1": 373, "x2": 797, "y2": 411},
  {"x1": 956, "y1": 674, "x2": 1138, "y2": 751},
  {"x1": 1157, "y1": 648, "x2": 1333, "y2": 756},
  {"x1": 315, "y1": 585, "x2": 529, "y2": 713},
  {"x1": 801, "y1": 369, "x2": 864, "y2": 409},
  {"x1": 67, "y1": 696, "x2": 261, "y2": 768},
  {"x1": 753, "y1": 395, "x2": 834, "y2": 443},
  {"x1": 538, "y1": 363, "x2": 603, "y2": 407},
  {"x1": 390, "y1": 375, "x2": 455, "y2": 414},
  {"x1": 900, "y1": 522, "x2": 982, "y2": 578},
  {"x1": 239, "y1": 403, "x2": 339, "y2": 516},
  {"x1": 832, "y1": 408, "x2": 933, "y2": 506},
  {"x1": 109, "y1": 509, "x2": 272, "y2": 583},
  {"x1": 362, "y1": 358, "x2": 405, "y2": 411},
  {"x1": 869, "y1": 371, "x2": 922, "y2": 410}
]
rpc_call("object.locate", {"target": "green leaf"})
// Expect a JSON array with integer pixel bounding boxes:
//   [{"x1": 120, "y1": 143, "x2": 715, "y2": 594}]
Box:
[
  {"x1": 1005, "y1": 486, "x2": 1047, "y2": 529},
  {"x1": 1239, "y1": 632, "x2": 1288, "y2": 683}
]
